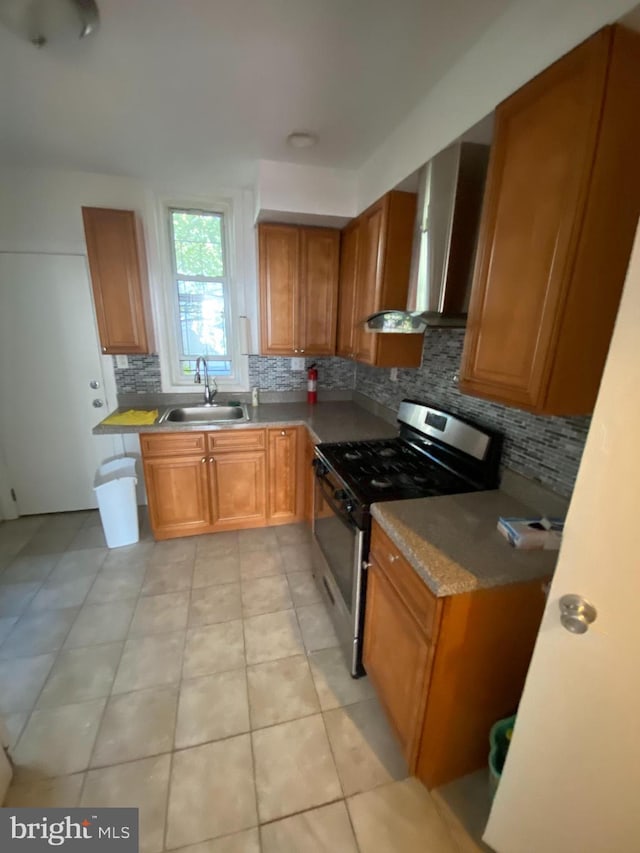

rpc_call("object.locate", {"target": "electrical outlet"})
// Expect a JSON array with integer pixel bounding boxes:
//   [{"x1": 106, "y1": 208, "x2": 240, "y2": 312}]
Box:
[
  {"x1": 115, "y1": 355, "x2": 129, "y2": 369},
  {"x1": 389, "y1": 368, "x2": 398, "y2": 382},
  {"x1": 291, "y1": 357, "x2": 305, "y2": 371}
]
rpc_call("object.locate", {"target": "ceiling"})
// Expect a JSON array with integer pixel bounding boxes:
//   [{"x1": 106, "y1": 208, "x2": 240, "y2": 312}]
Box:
[{"x1": 0, "y1": 0, "x2": 512, "y2": 187}]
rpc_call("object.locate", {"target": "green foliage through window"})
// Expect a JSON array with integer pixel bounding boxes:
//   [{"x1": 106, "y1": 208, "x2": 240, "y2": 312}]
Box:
[{"x1": 169, "y1": 208, "x2": 231, "y2": 378}]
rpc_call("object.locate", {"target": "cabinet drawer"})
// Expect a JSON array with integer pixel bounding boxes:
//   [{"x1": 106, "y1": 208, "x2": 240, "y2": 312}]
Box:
[
  {"x1": 140, "y1": 432, "x2": 206, "y2": 458},
  {"x1": 370, "y1": 522, "x2": 440, "y2": 640},
  {"x1": 207, "y1": 429, "x2": 266, "y2": 453}
]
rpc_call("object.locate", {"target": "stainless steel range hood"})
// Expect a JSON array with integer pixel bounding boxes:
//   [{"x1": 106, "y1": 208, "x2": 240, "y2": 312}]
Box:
[{"x1": 366, "y1": 141, "x2": 489, "y2": 334}]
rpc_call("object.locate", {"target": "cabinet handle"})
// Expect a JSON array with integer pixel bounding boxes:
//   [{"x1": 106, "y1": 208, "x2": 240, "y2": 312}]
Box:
[
  {"x1": 201, "y1": 457, "x2": 207, "y2": 463},
  {"x1": 388, "y1": 553, "x2": 399, "y2": 563},
  {"x1": 280, "y1": 430, "x2": 286, "y2": 436},
  {"x1": 102, "y1": 346, "x2": 107, "y2": 353},
  {"x1": 300, "y1": 349, "x2": 305, "y2": 353},
  {"x1": 209, "y1": 457, "x2": 215, "y2": 463}
]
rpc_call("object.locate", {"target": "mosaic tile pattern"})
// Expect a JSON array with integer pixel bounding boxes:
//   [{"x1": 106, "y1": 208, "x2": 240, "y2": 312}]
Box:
[
  {"x1": 116, "y1": 355, "x2": 356, "y2": 396},
  {"x1": 113, "y1": 355, "x2": 162, "y2": 395},
  {"x1": 112, "y1": 333, "x2": 589, "y2": 497},
  {"x1": 248, "y1": 356, "x2": 356, "y2": 392},
  {"x1": 355, "y1": 329, "x2": 590, "y2": 498}
]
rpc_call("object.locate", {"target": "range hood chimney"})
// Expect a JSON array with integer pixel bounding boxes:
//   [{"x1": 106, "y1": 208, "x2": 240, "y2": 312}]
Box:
[{"x1": 366, "y1": 141, "x2": 489, "y2": 334}]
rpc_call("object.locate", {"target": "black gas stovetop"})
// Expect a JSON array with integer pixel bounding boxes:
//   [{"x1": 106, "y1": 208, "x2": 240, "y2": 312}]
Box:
[{"x1": 315, "y1": 437, "x2": 480, "y2": 506}]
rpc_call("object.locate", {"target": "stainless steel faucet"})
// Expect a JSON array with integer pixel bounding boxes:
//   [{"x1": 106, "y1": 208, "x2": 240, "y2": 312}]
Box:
[{"x1": 194, "y1": 357, "x2": 217, "y2": 405}]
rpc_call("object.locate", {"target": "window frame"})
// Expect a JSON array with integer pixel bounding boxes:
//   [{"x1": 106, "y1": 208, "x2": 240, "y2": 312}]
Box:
[
  {"x1": 154, "y1": 194, "x2": 249, "y2": 393},
  {"x1": 167, "y1": 206, "x2": 232, "y2": 379}
]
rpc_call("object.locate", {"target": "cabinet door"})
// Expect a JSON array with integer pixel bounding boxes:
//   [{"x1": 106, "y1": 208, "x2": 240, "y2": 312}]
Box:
[
  {"x1": 363, "y1": 558, "x2": 432, "y2": 766},
  {"x1": 299, "y1": 228, "x2": 339, "y2": 355},
  {"x1": 82, "y1": 207, "x2": 154, "y2": 355},
  {"x1": 258, "y1": 224, "x2": 299, "y2": 355},
  {"x1": 268, "y1": 427, "x2": 301, "y2": 524},
  {"x1": 354, "y1": 204, "x2": 384, "y2": 365},
  {"x1": 460, "y1": 31, "x2": 611, "y2": 411},
  {"x1": 144, "y1": 454, "x2": 211, "y2": 540},
  {"x1": 336, "y1": 221, "x2": 361, "y2": 358},
  {"x1": 209, "y1": 450, "x2": 267, "y2": 531}
]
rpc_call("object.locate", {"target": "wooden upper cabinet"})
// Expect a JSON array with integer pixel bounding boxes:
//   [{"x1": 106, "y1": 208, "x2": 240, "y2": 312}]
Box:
[
  {"x1": 258, "y1": 223, "x2": 339, "y2": 356},
  {"x1": 82, "y1": 207, "x2": 155, "y2": 355},
  {"x1": 258, "y1": 224, "x2": 299, "y2": 355},
  {"x1": 336, "y1": 220, "x2": 361, "y2": 358},
  {"x1": 339, "y1": 191, "x2": 423, "y2": 368},
  {"x1": 460, "y1": 26, "x2": 640, "y2": 415},
  {"x1": 354, "y1": 203, "x2": 384, "y2": 364},
  {"x1": 300, "y1": 228, "x2": 340, "y2": 356}
]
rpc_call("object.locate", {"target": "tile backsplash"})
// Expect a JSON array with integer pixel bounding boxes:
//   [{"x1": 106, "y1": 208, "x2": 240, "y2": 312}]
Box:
[
  {"x1": 247, "y1": 355, "x2": 356, "y2": 391},
  {"x1": 114, "y1": 332, "x2": 590, "y2": 498},
  {"x1": 114, "y1": 354, "x2": 356, "y2": 396},
  {"x1": 355, "y1": 329, "x2": 590, "y2": 498},
  {"x1": 113, "y1": 355, "x2": 162, "y2": 395}
]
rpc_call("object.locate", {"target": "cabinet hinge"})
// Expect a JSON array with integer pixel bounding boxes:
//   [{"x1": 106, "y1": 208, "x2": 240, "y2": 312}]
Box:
[{"x1": 10, "y1": 488, "x2": 17, "y2": 502}]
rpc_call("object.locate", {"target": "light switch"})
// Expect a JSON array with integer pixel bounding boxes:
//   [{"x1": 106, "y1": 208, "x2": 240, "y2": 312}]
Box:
[
  {"x1": 291, "y1": 357, "x2": 305, "y2": 371},
  {"x1": 115, "y1": 355, "x2": 129, "y2": 369},
  {"x1": 390, "y1": 368, "x2": 398, "y2": 382}
]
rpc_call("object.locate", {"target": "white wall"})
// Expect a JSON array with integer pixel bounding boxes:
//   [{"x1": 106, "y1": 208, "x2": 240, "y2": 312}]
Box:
[
  {"x1": 0, "y1": 165, "x2": 260, "y2": 366},
  {"x1": 255, "y1": 159, "x2": 357, "y2": 226},
  {"x1": 356, "y1": 0, "x2": 639, "y2": 210}
]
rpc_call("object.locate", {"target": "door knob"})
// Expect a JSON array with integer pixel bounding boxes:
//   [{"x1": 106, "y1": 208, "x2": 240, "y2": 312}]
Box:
[
  {"x1": 89, "y1": 380, "x2": 100, "y2": 389},
  {"x1": 559, "y1": 594, "x2": 597, "y2": 634},
  {"x1": 92, "y1": 399, "x2": 103, "y2": 408}
]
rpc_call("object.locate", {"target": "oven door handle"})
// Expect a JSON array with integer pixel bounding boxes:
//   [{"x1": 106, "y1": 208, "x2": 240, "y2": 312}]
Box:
[{"x1": 316, "y1": 471, "x2": 357, "y2": 529}]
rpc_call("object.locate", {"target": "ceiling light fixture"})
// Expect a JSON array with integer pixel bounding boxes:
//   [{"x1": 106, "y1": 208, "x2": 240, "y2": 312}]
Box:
[
  {"x1": 286, "y1": 132, "x2": 318, "y2": 149},
  {"x1": 0, "y1": 0, "x2": 100, "y2": 47}
]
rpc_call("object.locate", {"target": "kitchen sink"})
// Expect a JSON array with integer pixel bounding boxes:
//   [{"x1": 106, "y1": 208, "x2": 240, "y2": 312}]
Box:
[{"x1": 158, "y1": 404, "x2": 250, "y2": 424}]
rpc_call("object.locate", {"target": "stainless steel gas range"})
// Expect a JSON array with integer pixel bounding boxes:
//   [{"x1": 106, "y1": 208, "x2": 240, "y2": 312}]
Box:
[{"x1": 311, "y1": 400, "x2": 502, "y2": 677}]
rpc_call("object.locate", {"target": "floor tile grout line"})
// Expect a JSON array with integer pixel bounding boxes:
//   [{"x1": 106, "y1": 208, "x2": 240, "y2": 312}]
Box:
[
  {"x1": 256, "y1": 794, "x2": 347, "y2": 830},
  {"x1": 8, "y1": 553, "x2": 119, "y2": 761}
]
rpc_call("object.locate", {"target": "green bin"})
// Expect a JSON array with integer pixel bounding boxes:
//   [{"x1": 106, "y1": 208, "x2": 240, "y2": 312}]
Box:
[{"x1": 488, "y1": 714, "x2": 516, "y2": 798}]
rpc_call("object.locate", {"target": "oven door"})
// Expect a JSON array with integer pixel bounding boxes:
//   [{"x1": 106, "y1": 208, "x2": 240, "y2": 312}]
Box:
[{"x1": 312, "y1": 460, "x2": 366, "y2": 676}]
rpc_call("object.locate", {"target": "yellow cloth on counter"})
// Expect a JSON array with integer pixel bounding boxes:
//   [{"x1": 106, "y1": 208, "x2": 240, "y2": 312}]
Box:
[{"x1": 102, "y1": 409, "x2": 159, "y2": 425}]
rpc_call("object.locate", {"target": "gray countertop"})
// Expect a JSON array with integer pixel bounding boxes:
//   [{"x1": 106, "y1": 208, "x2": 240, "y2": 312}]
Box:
[
  {"x1": 97, "y1": 399, "x2": 559, "y2": 598},
  {"x1": 371, "y1": 491, "x2": 558, "y2": 597},
  {"x1": 93, "y1": 401, "x2": 398, "y2": 445}
]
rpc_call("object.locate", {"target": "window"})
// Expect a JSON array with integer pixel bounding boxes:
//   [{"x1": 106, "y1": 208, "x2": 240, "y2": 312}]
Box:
[{"x1": 168, "y1": 208, "x2": 232, "y2": 378}]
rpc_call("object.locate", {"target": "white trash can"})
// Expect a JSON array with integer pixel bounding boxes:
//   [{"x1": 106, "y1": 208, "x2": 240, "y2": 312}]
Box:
[{"x1": 94, "y1": 457, "x2": 139, "y2": 548}]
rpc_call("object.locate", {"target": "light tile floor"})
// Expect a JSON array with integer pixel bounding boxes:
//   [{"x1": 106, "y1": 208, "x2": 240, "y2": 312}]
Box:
[{"x1": 0, "y1": 511, "x2": 472, "y2": 852}]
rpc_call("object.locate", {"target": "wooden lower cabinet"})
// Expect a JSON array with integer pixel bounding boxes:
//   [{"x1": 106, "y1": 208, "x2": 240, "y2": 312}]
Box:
[
  {"x1": 363, "y1": 558, "x2": 433, "y2": 766},
  {"x1": 267, "y1": 427, "x2": 302, "y2": 525},
  {"x1": 210, "y1": 450, "x2": 267, "y2": 531},
  {"x1": 143, "y1": 454, "x2": 211, "y2": 540},
  {"x1": 142, "y1": 427, "x2": 313, "y2": 539},
  {"x1": 364, "y1": 521, "x2": 547, "y2": 788}
]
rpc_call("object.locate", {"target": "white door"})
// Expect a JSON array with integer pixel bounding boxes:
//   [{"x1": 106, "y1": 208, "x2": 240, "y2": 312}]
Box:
[
  {"x1": 0, "y1": 253, "x2": 119, "y2": 514},
  {"x1": 484, "y1": 224, "x2": 640, "y2": 853}
]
